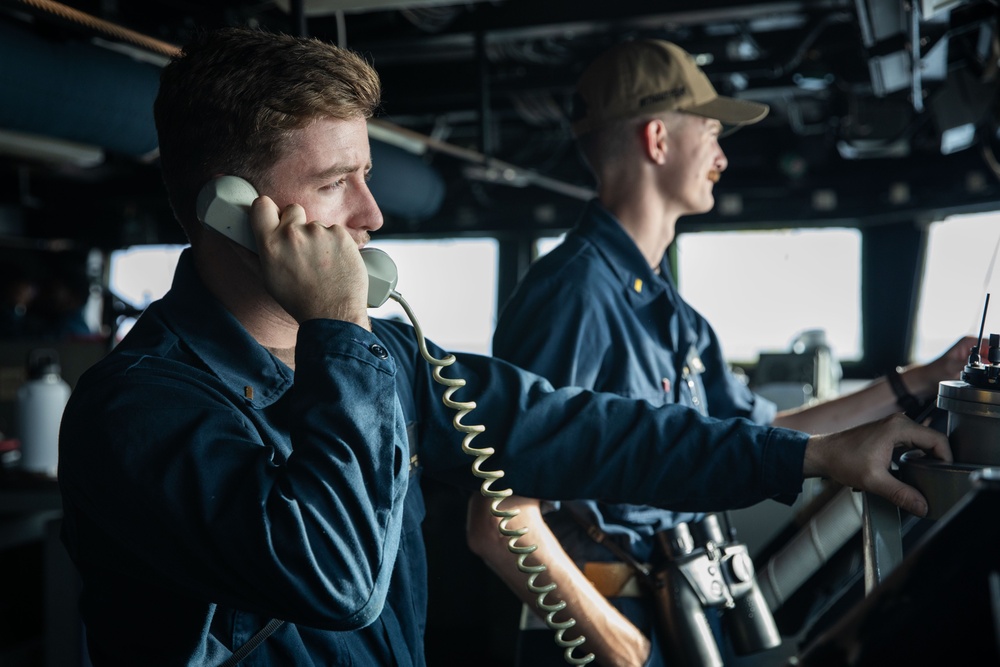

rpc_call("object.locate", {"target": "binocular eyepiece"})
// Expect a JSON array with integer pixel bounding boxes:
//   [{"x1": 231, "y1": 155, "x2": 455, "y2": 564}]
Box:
[{"x1": 650, "y1": 514, "x2": 781, "y2": 666}]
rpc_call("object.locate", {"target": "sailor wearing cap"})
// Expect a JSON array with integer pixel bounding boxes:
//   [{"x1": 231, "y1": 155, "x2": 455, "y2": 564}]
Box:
[{"x1": 473, "y1": 38, "x2": 772, "y2": 667}]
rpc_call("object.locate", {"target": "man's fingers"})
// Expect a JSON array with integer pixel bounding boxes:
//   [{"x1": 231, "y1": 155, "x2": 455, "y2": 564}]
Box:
[
  {"x1": 249, "y1": 196, "x2": 280, "y2": 248},
  {"x1": 273, "y1": 203, "x2": 310, "y2": 239},
  {"x1": 872, "y1": 473, "x2": 929, "y2": 518},
  {"x1": 898, "y1": 418, "x2": 952, "y2": 463}
]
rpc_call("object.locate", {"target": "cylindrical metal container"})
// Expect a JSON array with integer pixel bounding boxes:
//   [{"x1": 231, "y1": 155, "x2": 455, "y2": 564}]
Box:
[
  {"x1": 937, "y1": 380, "x2": 1000, "y2": 465},
  {"x1": 896, "y1": 451, "x2": 994, "y2": 520}
]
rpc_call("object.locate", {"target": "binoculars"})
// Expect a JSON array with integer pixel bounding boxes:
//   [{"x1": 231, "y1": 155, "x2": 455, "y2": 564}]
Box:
[{"x1": 650, "y1": 514, "x2": 781, "y2": 666}]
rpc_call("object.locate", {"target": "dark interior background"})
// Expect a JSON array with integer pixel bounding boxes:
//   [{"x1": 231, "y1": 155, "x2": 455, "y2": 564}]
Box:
[
  {"x1": 2, "y1": 0, "x2": 1000, "y2": 248},
  {"x1": 1, "y1": 2, "x2": 998, "y2": 665}
]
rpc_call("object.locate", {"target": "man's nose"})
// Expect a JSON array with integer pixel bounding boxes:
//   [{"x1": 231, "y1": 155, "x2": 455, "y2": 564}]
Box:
[
  {"x1": 349, "y1": 185, "x2": 384, "y2": 233},
  {"x1": 715, "y1": 147, "x2": 729, "y2": 173}
]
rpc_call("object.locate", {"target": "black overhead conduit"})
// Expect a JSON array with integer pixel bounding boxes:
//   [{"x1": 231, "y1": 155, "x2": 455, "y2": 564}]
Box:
[{"x1": 1, "y1": 0, "x2": 593, "y2": 224}]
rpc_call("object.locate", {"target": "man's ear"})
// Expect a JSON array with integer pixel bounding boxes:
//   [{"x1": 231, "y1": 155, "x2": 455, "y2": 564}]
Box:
[{"x1": 640, "y1": 118, "x2": 669, "y2": 165}]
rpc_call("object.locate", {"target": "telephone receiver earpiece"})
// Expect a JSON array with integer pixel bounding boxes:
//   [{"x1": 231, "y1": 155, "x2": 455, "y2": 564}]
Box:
[
  {"x1": 196, "y1": 175, "x2": 260, "y2": 253},
  {"x1": 195, "y1": 176, "x2": 397, "y2": 308}
]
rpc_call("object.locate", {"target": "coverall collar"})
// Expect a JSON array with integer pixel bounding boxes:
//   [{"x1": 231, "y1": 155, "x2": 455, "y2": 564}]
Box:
[
  {"x1": 577, "y1": 199, "x2": 671, "y2": 308},
  {"x1": 158, "y1": 248, "x2": 295, "y2": 408}
]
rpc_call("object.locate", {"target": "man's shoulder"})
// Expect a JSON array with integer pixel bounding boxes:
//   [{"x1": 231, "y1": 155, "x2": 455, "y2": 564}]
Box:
[
  {"x1": 76, "y1": 305, "x2": 205, "y2": 394},
  {"x1": 520, "y1": 238, "x2": 617, "y2": 294},
  {"x1": 75, "y1": 335, "x2": 191, "y2": 401},
  {"x1": 496, "y1": 250, "x2": 619, "y2": 356}
]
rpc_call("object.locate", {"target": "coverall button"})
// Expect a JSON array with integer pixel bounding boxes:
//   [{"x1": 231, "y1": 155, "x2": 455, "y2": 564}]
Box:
[{"x1": 369, "y1": 343, "x2": 389, "y2": 359}]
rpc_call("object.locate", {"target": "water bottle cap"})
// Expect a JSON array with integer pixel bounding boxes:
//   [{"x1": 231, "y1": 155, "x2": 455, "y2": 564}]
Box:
[{"x1": 26, "y1": 349, "x2": 62, "y2": 378}]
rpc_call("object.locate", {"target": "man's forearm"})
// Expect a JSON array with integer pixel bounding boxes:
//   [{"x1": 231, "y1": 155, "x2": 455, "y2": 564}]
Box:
[
  {"x1": 466, "y1": 494, "x2": 651, "y2": 667},
  {"x1": 774, "y1": 375, "x2": 901, "y2": 434},
  {"x1": 774, "y1": 337, "x2": 975, "y2": 435}
]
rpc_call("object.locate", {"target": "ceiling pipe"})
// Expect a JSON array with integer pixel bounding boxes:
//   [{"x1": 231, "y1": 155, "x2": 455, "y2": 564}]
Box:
[
  {"x1": 2, "y1": 0, "x2": 591, "y2": 207},
  {"x1": 0, "y1": 18, "x2": 161, "y2": 158},
  {"x1": 476, "y1": 29, "x2": 494, "y2": 158},
  {"x1": 369, "y1": 119, "x2": 595, "y2": 201},
  {"x1": 9, "y1": 0, "x2": 180, "y2": 59}
]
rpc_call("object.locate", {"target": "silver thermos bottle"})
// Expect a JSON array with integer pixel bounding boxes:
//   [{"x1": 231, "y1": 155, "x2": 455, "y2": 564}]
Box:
[{"x1": 17, "y1": 348, "x2": 71, "y2": 477}]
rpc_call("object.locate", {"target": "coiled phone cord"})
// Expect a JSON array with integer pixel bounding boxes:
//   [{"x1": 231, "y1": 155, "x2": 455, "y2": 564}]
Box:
[{"x1": 390, "y1": 290, "x2": 595, "y2": 666}]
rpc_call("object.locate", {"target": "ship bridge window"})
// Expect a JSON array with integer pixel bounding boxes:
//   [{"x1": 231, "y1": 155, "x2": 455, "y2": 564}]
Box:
[
  {"x1": 534, "y1": 228, "x2": 863, "y2": 366},
  {"x1": 367, "y1": 238, "x2": 498, "y2": 355},
  {"x1": 674, "y1": 228, "x2": 863, "y2": 364},
  {"x1": 108, "y1": 239, "x2": 499, "y2": 355},
  {"x1": 108, "y1": 244, "x2": 186, "y2": 341},
  {"x1": 913, "y1": 212, "x2": 1000, "y2": 363}
]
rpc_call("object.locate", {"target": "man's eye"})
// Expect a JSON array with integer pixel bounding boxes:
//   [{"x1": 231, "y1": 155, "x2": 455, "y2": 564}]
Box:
[{"x1": 322, "y1": 179, "x2": 346, "y2": 191}]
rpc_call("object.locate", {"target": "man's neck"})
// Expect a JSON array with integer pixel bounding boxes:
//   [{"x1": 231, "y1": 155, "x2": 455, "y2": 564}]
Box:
[
  {"x1": 193, "y1": 244, "x2": 300, "y2": 350},
  {"x1": 602, "y1": 191, "x2": 678, "y2": 271}
]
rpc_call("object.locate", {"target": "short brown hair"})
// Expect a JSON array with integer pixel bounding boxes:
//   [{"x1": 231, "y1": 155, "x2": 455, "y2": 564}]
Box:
[
  {"x1": 154, "y1": 27, "x2": 381, "y2": 236},
  {"x1": 577, "y1": 112, "x2": 688, "y2": 182}
]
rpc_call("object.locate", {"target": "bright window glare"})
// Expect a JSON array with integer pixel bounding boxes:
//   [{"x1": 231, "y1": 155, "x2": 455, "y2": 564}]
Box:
[
  {"x1": 107, "y1": 241, "x2": 498, "y2": 353},
  {"x1": 913, "y1": 212, "x2": 1000, "y2": 363},
  {"x1": 675, "y1": 229, "x2": 863, "y2": 363},
  {"x1": 109, "y1": 245, "x2": 187, "y2": 309},
  {"x1": 535, "y1": 234, "x2": 566, "y2": 259},
  {"x1": 367, "y1": 238, "x2": 498, "y2": 354}
]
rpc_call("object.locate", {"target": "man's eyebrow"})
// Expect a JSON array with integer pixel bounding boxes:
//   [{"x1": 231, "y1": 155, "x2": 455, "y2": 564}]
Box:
[{"x1": 313, "y1": 160, "x2": 372, "y2": 181}]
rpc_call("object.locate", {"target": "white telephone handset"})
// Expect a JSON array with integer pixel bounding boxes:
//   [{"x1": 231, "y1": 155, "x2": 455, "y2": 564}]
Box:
[
  {"x1": 196, "y1": 176, "x2": 397, "y2": 308},
  {"x1": 196, "y1": 175, "x2": 260, "y2": 254}
]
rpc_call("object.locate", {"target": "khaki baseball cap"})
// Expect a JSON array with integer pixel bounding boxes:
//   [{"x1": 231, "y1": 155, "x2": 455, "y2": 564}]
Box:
[{"x1": 571, "y1": 39, "x2": 769, "y2": 136}]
